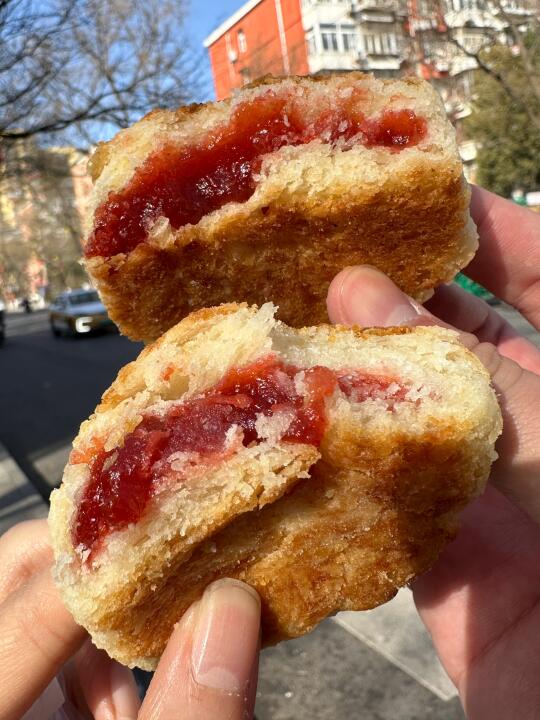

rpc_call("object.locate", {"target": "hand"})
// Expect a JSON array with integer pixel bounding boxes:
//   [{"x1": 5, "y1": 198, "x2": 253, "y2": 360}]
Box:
[
  {"x1": 0, "y1": 520, "x2": 260, "y2": 720},
  {"x1": 326, "y1": 186, "x2": 540, "y2": 719}
]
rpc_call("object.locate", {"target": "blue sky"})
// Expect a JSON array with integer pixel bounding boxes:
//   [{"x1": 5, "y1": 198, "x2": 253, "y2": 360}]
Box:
[{"x1": 188, "y1": 0, "x2": 245, "y2": 100}]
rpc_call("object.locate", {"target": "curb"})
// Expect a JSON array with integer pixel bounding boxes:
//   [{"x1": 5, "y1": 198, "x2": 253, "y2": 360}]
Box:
[{"x1": 0, "y1": 441, "x2": 48, "y2": 535}]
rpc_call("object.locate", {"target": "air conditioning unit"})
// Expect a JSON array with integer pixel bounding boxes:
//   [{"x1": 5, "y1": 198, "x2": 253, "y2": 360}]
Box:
[{"x1": 228, "y1": 49, "x2": 238, "y2": 63}]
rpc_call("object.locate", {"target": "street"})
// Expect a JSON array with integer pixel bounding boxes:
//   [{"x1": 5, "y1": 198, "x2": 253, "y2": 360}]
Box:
[
  {"x1": 0, "y1": 310, "x2": 143, "y2": 498},
  {"x1": 1, "y1": 304, "x2": 539, "y2": 719}
]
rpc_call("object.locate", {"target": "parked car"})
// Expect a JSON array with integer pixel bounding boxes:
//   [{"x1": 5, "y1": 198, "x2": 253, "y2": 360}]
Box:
[{"x1": 49, "y1": 289, "x2": 116, "y2": 337}]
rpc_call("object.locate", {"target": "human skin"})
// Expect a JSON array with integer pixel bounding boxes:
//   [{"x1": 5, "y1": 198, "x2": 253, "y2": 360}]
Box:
[
  {"x1": 0, "y1": 520, "x2": 260, "y2": 720},
  {"x1": 326, "y1": 186, "x2": 540, "y2": 719}
]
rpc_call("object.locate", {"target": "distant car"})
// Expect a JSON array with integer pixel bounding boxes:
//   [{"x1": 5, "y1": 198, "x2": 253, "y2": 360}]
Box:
[{"x1": 49, "y1": 289, "x2": 116, "y2": 337}]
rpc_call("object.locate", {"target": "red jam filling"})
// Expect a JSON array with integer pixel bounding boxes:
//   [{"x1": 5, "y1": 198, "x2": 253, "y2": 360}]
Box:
[
  {"x1": 73, "y1": 356, "x2": 404, "y2": 556},
  {"x1": 85, "y1": 91, "x2": 427, "y2": 258}
]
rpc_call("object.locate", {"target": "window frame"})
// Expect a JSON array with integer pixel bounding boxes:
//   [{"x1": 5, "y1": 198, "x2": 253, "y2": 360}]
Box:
[{"x1": 237, "y1": 29, "x2": 247, "y2": 54}]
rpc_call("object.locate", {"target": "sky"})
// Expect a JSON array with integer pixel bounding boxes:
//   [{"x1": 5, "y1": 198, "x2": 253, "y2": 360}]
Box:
[{"x1": 188, "y1": 0, "x2": 245, "y2": 101}]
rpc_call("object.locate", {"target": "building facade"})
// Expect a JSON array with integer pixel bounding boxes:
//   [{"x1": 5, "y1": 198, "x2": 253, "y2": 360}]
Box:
[
  {"x1": 204, "y1": 0, "x2": 309, "y2": 101},
  {"x1": 0, "y1": 139, "x2": 90, "y2": 303},
  {"x1": 205, "y1": 0, "x2": 535, "y2": 97}
]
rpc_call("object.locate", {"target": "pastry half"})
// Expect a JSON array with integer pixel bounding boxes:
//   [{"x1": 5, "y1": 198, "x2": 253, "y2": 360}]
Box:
[
  {"x1": 83, "y1": 73, "x2": 477, "y2": 342},
  {"x1": 49, "y1": 303, "x2": 501, "y2": 669}
]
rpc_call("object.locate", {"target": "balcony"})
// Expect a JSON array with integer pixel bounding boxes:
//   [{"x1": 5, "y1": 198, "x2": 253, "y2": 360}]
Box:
[
  {"x1": 308, "y1": 53, "x2": 359, "y2": 74},
  {"x1": 359, "y1": 55, "x2": 402, "y2": 70},
  {"x1": 444, "y1": 8, "x2": 505, "y2": 29},
  {"x1": 357, "y1": 33, "x2": 401, "y2": 59},
  {"x1": 350, "y1": 0, "x2": 398, "y2": 12},
  {"x1": 350, "y1": 0, "x2": 399, "y2": 21}
]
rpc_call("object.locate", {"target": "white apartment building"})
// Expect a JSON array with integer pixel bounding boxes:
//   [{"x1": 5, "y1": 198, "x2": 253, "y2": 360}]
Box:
[
  {"x1": 302, "y1": 0, "x2": 404, "y2": 76},
  {"x1": 300, "y1": 0, "x2": 534, "y2": 80}
]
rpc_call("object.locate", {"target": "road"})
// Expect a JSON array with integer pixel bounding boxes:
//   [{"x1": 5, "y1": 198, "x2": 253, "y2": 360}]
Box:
[
  {"x1": 1, "y1": 305, "x2": 539, "y2": 719},
  {"x1": 0, "y1": 310, "x2": 143, "y2": 498}
]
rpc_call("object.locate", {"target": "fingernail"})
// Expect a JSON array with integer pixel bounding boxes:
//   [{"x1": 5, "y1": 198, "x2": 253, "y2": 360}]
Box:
[
  {"x1": 336, "y1": 266, "x2": 428, "y2": 327},
  {"x1": 109, "y1": 661, "x2": 141, "y2": 719},
  {"x1": 191, "y1": 578, "x2": 260, "y2": 694}
]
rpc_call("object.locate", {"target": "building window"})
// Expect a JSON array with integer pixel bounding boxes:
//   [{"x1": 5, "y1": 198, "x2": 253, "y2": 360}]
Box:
[
  {"x1": 306, "y1": 31, "x2": 317, "y2": 56},
  {"x1": 363, "y1": 33, "x2": 396, "y2": 55},
  {"x1": 238, "y1": 29, "x2": 247, "y2": 53},
  {"x1": 461, "y1": 31, "x2": 484, "y2": 51},
  {"x1": 321, "y1": 24, "x2": 339, "y2": 51},
  {"x1": 341, "y1": 25, "x2": 357, "y2": 52},
  {"x1": 363, "y1": 34, "x2": 375, "y2": 54},
  {"x1": 452, "y1": 0, "x2": 482, "y2": 10},
  {"x1": 382, "y1": 33, "x2": 397, "y2": 54}
]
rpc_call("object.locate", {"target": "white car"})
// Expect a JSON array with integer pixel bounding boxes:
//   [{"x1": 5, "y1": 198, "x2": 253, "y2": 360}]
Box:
[{"x1": 49, "y1": 289, "x2": 116, "y2": 337}]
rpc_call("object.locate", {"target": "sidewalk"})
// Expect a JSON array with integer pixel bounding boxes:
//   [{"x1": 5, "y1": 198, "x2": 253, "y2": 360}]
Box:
[{"x1": 0, "y1": 442, "x2": 47, "y2": 534}]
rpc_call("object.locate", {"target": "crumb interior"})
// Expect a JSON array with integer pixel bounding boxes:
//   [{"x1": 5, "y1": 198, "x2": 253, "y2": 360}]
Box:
[
  {"x1": 72, "y1": 353, "x2": 410, "y2": 557},
  {"x1": 85, "y1": 87, "x2": 427, "y2": 258}
]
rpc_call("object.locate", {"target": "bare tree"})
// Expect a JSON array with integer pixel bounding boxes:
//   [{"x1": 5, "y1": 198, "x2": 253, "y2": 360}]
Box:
[
  {"x1": 419, "y1": 0, "x2": 540, "y2": 130},
  {"x1": 0, "y1": 138, "x2": 87, "y2": 299},
  {"x1": 0, "y1": 0, "x2": 202, "y2": 145},
  {"x1": 0, "y1": 0, "x2": 202, "y2": 302}
]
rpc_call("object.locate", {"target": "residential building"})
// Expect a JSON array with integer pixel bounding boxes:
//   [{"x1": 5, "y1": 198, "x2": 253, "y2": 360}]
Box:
[
  {"x1": 204, "y1": 0, "x2": 309, "y2": 101},
  {"x1": 205, "y1": 0, "x2": 535, "y2": 97},
  {"x1": 0, "y1": 138, "x2": 91, "y2": 302}
]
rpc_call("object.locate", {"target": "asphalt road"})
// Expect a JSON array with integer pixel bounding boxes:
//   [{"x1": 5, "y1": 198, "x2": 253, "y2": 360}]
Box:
[{"x1": 0, "y1": 310, "x2": 143, "y2": 498}]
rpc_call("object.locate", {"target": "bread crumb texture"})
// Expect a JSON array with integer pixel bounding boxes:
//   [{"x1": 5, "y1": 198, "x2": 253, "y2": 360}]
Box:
[
  {"x1": 48, "y1": 304, "x2": 501, "y2": 668},
  {"x1": 84, "y1": 73, "x2": 477, "y2": 342}
]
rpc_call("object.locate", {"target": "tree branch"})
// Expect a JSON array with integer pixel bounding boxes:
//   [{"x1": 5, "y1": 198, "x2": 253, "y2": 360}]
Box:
[{"x1": 443, "y1": 29, "x2": 540, "y2": 132}]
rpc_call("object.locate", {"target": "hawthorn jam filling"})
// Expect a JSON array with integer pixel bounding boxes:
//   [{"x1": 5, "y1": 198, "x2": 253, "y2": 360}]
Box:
[
  {"x1": 73, "y1": 355, "x2": 406, "y2": 556},
  {"x1": 85, "y1": 90, "x2": 427, "y2": 258}
]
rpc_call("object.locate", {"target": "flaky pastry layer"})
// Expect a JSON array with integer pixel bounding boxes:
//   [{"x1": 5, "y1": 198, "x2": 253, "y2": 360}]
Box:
[
  {"x1": 49, "y1": 304, "x2": 501, "y2": 668},
  {"x1": 83, "y1": 73, "x2": 477, "y2": 342}
]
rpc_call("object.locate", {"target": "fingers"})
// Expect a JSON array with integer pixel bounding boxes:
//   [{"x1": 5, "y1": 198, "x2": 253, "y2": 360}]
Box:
[
  {"x1": 141, "y1": 578, "x2": 261, "y2": 720},
  {"x1": 327, "y1": 266, "x2": 540, "y2": 524},
  {"x1": 0, "y1": 520, "x2": 52, "y2": 603},
  {"x1": 74, "y1": 640, "x2": 141, "y2": 720},
  {"x1": 467, "y1": 186, "x2": 540, "y2": 329},
  {"x1": 424, "y1": 283, "x2": 540, "y2": 375},
  {"x1": 413, "y1": 486, "x2": 540, "y2": 718},
  {"x1": 0, "y1": 568, "x2": 86, "y2": 720},
  {"x1": 413, "y1": 487, "x2": 540, "y2": 685}
]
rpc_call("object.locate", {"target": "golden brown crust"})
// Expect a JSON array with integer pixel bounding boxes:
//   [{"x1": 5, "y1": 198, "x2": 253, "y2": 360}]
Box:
[
  {"x1": 74, "y1": 418, "x2": 492, "y2": 668},
  {"x1": 49, "y1": 306, "x2": 501, "y2": 669},
  {"x1": 87, "y1": 161, "x2": 472, "y2": 343},
  {"x1": 84, "y1": 73, "x2": 476, "y2": 343}
]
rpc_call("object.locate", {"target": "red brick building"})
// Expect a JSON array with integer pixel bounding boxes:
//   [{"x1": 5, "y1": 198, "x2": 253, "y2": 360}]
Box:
[{"x1": 204, "y1": 0, "x2": 309, "y2": 101}]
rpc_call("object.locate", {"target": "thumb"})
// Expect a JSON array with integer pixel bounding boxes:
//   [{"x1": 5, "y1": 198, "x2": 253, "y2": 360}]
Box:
[{"x1": 327, "y1": 265, "x2": 540, "y2": 524}]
